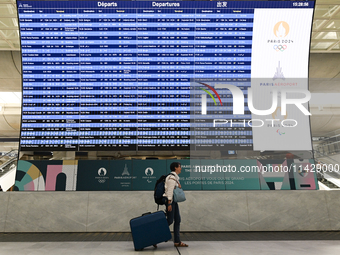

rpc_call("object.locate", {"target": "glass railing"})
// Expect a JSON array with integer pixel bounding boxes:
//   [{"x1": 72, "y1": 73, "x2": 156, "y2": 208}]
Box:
[
  {"x1": 314, "y1": 149, "x2": 340, "y2": 189},
  {"x1": 314, "y1": 128, "x2": 340, "y2": 156},
  {"x1": 0, "y1": 150, "x2": 18, "y2": 176}
]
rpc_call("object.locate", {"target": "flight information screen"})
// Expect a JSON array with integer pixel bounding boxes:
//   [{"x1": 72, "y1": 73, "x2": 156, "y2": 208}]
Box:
[{"x1": 18, "y1": 0, "x2": 314, "y2": 151}]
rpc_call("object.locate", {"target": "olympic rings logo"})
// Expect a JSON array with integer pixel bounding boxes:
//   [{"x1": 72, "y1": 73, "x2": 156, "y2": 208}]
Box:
[{"x1": 273, "y1": 45, "x2": 287, "y2": 52}]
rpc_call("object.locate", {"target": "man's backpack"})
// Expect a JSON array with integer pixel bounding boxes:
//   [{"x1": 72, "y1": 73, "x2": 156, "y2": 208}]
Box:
[{"x1": 154, "y1": 173, "x2": 174, "y2": 208}]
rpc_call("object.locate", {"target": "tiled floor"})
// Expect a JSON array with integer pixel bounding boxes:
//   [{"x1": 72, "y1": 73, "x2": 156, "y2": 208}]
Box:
[
  {"x1": 2, "y1": 232, "x2": 340, "y2": 242},
  {"x1": 1, "y1": 232, "x2": 340, "y2": 255},
  {"x1": 1, "y1": 241, "x2": 340, "y2": 255}
]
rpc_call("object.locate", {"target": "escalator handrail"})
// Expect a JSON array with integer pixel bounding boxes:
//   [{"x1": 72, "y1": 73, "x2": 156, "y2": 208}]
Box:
[{"x1": 0, "y1": 149, "x2": 18, "y2": 161}]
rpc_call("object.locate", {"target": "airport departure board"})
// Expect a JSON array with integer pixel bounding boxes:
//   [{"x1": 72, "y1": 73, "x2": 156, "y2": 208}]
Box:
[{"x1": 17, "y1": 1, "x2": 314, "y2": 151}]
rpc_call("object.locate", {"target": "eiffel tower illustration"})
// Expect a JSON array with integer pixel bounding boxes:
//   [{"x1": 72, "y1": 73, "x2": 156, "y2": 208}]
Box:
[
  {"x1": 273, "y1": 61, "x2": 285, "y2": 81},
  {"x1": 122, "y1": 164, "x2": 130, "y2": 176}
]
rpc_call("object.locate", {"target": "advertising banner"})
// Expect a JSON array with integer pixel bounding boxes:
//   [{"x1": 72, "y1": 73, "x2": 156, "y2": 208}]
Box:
[
  {"x1": 15, "y1": 160, "x2": 78, "y2": 191},
  {"x1": 109, "y1": 160, "x2": 135, "y2": 191},
  {"x1": 224, "y1": 160, "x2": 261, "y2": 190},
  {"x1": 76, "y1": 160, "x2": 110, "y2": 191},
  {"x1": 14, "y1": 159, "x2": 319, "y2": 191},
  {"x1": 167, "y1": 159, "x2": 202, "y2": 190},
  {"x1": 131, "y1": 160, "x2": 167, "y2": 191}
]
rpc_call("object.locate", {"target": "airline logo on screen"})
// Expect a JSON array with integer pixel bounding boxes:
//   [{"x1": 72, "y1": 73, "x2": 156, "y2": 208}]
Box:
[{"x1": 269, "y1": 21, "x2": 294, "y2": 52}]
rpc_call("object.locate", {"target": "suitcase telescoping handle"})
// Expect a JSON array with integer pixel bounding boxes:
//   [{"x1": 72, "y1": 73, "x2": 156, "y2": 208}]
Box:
[{"x1": 142, "y1": 212, "x2": 152, "y2": 216}]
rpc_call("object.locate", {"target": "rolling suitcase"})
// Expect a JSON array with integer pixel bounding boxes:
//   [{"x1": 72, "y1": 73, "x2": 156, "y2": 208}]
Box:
[{"x1": 130, "y1": 211, "x2": 172, "y2": 251}]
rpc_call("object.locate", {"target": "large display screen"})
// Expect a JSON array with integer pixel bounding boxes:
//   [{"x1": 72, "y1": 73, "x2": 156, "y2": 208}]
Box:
[{"x1": 17, "y1": 0, "x2": 315, "y2": 151}]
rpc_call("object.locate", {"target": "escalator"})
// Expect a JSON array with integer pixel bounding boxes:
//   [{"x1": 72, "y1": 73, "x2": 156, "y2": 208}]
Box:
[{"x1": 0, "y1": 150, "x2": 18, "y2": 191}]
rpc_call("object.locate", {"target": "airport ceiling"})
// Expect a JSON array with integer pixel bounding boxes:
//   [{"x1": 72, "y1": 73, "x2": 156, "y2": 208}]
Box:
[{"x1": 0, "y1": 0, "x2": 340, "y2": 52}]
